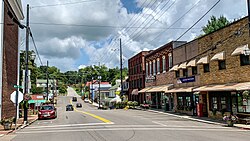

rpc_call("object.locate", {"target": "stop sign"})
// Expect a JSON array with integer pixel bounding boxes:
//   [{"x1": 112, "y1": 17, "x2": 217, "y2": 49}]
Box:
[{"x1": 10, "y1": 91, "x2": 24, "y2": 104}]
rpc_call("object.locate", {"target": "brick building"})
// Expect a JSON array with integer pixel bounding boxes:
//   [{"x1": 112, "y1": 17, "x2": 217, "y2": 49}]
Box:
[
  {"x1": 168, "y1": 40, "x2": 200, "y2": 115},
  {"x1": 192, "y1": 17, "x2": 250, "y2": 118},
  {"x1": 140, "y1": 41, "x2": 186, "y2": 110},
  {"x1": 0, "y1": 0, "x2": 24, "y2": 119},
  {"x1": 167, "y1": 16, "x2": 250, "y2": 118},
  {"x1": 128, "y1": 51, "x2": 149, "y2": 104}
]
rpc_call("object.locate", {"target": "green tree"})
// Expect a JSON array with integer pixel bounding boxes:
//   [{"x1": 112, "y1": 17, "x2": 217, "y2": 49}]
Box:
[{"x1": 202, "y1": 15, "x2": 230, "y2": 34}]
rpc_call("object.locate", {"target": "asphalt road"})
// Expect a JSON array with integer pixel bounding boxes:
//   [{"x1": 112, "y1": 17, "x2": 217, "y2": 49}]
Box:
[{"x1": 5, "y1": 87, "x2": 250, "y2": 141}]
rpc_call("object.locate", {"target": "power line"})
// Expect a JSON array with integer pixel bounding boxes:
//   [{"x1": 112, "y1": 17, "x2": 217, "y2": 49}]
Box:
[
  {"x1": 123, "y1": 0, "x2": 177, "y2": 47},
  {"x1": 25, "y1": 22, "x2": 200, "y2": 29},
  {"x1": 30, "y1": 0, "x2": 97, "y2": 8},
  {"x1": 29, "y1": 28, "x2": 44, "y2": 66},
  {"x1": 176, "y1": 0, "x2": 221, "y2": 41},
  {"x1": 147, "y1": 0, "x2": 202, "y2": 43}
]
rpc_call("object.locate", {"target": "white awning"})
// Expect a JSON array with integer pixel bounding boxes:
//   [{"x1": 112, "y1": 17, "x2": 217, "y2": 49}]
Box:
[
  {"x1": 197, "y1": 56, "x2": 208, "y2": 65},
  {"x1": 231, "y1": 44, "x2": 250, "y2": 56},
  {"x1": 169, "y1": 65, "x2": 178, "y2": 72},
  {"x1": 147, "y1": 84, "x2": 173, "y2": 93},
  {"x1": 178, "y1": 62, "x2": 187, "y2": 69},
  {"x1": 138, "y1": 87, "x2": 152, "y2": 93},
  {"x1": 193, "y1": 82, "x2": 250, "y2": 91},
  {"x1": 211, "y1": 51, "x2": 225, "y2": 61},
  {"x1": 186, "y1": 59, "x2": 196, "y2": 67},
  {"x1": 131, "y1": 89, "x2": 138, "y2": 95},
  {"x1": 166, "y1": 87, "x2": 194, "y2": 93}
]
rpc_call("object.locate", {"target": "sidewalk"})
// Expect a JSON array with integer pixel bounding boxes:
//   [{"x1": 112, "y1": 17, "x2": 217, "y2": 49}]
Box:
[
  {"x1": 0, "y1": 115, "x2": 38, "y2": 137},
  {"x1": 138, "y1": 108, "x2": 250, "y2": 130}
]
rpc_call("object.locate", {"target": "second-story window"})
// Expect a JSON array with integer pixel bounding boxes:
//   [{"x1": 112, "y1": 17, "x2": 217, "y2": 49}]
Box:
[
  {"x1": 218, "y1": 60, "x2": 226, "y2": 70},
  {"x1": 203, "y1": 64, "x2": 210, "y2": 73},
  {"x1": 175, "y1": 70, "x2": 180, "y2": 78},
  {"x1": 157, "y1": 58, "x2": 160, "y2": 74},
  {"x1": 240, "y1": 54, "x2": 250, "y2": 66},
  {"x1": 183, "y1": 69, "x2": 188, "y2": 77},
  {"x1": 192, "y1": 66, "x2": 197, "y2": 75},
  {"x1": 146, "y1": 62, "x2": 148, "y2": 76},
  {"x1": 149, "y1": 61, "x2": 152, "y2": 76},
  {"x1": 162, "y1": 56, "x2": 166, "y2": 72},
  {"x1": 153, "y1": 60, "x2": 156, "y2": 75},
  {"x1": 168, "y1": 53, "x2": 173, "y2": 69}
]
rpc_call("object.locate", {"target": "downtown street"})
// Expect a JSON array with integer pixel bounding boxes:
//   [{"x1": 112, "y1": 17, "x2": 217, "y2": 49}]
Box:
[{"x1": 2, "y1": 87, "x2": 249, "y2": 141}]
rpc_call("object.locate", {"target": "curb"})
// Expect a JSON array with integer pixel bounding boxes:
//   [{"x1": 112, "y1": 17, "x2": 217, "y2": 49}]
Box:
[
  {"x1": 19, "y1": 118, "x2": 38, "y2": 130},
  {"x1": 143, "y1": 109, "x2": 226, "y2": 126},
  {"x1": 142, "y1": 109, "x2": 250, "y2": 130}
]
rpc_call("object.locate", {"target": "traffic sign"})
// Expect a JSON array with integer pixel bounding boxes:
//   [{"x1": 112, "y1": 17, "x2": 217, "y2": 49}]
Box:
[
  {"x1": 14, "y1": 85, "x2": 23, "y2": 88},
  {"x1": 10, "y1": 91, "x2": 23, "y2": 104}
]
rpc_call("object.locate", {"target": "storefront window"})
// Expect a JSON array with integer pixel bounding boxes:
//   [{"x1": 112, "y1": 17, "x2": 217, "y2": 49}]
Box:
[
  {"x1": 221, "y1": 97, "x2": 226, "y2": 110},
  {"x1": 178, "y1": 97, "x2": 183, "y2": 106},
  {"x1": 186, "y1": 97, "x2": 191, "y2": 106},
  {"x1": 237, "y1": 92, "x2": 250, "y2": 113},
  {"x1": 212, "y1": 97, "x2": 218, "y2": 109}
]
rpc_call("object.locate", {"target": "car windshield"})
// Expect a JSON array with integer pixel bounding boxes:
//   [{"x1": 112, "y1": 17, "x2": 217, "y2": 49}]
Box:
[
  {"x1": 41, "y1": 105, "x2": 53, "y2": 110},
  {"x1": 67, "y1": 105, "x2": 73, "y2": 107}
]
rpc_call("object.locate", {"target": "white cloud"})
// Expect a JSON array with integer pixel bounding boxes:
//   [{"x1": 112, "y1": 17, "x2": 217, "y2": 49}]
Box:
[
  {"x1": 22, "y1": 0, "x2": 247, "y2": 71},
  {"x1": 78, "y1": 64, "x2": 87, "y2": 69}
]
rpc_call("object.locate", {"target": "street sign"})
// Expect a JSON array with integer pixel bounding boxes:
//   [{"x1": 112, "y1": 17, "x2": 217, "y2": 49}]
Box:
[
  {"x1": 10, "y1": 91, "x2": 23, "y2": 104},
  {"x1": 14, "y1": 85, "x2": 23, "y2": 89}
]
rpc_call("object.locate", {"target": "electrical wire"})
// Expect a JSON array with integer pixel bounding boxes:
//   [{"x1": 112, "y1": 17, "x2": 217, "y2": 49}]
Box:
[
  {"x1": 29, "y1": 28, "x2": 44, "y2": 66},
  {"x1": 176, "y1": 0, "x2": 221, "y2": 41},
  {"x1": 30, "y1": 0, "x2": 97, "y2": 8}
]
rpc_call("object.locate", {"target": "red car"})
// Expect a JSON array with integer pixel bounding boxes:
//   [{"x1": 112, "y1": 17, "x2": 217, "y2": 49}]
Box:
[{"x1": 38, "y1": 104, "x2": 57, "y2": 120}]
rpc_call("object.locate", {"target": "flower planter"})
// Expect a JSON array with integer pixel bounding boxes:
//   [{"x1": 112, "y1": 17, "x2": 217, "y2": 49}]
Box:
[
  {"x1": 227, "y1": 120, "x2": 234, "y2": 127},
  {"x1": 3, "y1": 122, "x2": 12, "y2": 130}
]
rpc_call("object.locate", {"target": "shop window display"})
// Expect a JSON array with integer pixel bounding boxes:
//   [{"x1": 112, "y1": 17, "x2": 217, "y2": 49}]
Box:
[{"x1": 237, "y1": 91, "x2": 250, "y2": 113}]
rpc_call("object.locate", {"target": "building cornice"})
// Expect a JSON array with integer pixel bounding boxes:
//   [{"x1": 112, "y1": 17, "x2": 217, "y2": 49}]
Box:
[{"x1": 8, "y1": 0, "x2": 24, "y2": 20}]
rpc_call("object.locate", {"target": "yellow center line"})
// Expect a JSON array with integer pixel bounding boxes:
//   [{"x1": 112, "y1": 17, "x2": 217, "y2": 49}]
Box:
[{"x1": 70, "y1": 100, "x2": 112, "y2": 123}]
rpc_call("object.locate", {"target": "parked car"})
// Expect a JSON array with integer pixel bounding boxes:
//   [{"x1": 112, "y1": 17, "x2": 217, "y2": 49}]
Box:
[
  {"x1": 66, "y1": 104, "x2": 74, "y2": 111},
  {"x1": 72, "y1": 97, "x2": 77, "y2": 102},
  {"x1": 38, "y1": 104, "x2": 57, "y2": 120},
  {"x1": 76, "y1": 103, "x2": 82, "y2": 108}
]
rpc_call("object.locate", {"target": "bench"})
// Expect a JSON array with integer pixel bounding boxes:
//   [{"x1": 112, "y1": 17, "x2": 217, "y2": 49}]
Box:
[
  {"x1": 238, "y1": 117, "x2": 250, "y2": 125},
  {"x1": 237, "y1": 114, "x2": 250, "y2": 125}
]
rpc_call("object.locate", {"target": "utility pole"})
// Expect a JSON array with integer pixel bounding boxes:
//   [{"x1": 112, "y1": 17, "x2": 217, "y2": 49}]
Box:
[
  {"x1": 120, "y1": 38, "x2": 123, "y2": 100},
  {"x1": 23, "y1": 4, "x2": 30, "y2": 124},
  {"x1": 247, "y1": 0, "x2": 250, "y2": 36},
  {"x1": 98, "y1": 62, "x2": 101, "y2": 109},
  {"x1": 46, "y1": 60, "x2": 49, "y2": 100}
]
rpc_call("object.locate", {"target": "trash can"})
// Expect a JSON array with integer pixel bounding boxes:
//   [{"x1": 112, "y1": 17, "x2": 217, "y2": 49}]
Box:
[{"x1": 197, "y1": 103, "x2": 203, "y2": 117}]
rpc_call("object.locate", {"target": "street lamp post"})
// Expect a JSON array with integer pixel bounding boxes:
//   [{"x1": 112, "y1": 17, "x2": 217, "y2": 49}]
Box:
[{"x1": 98, "y1": 75, "x2": 101, "y2": 109}]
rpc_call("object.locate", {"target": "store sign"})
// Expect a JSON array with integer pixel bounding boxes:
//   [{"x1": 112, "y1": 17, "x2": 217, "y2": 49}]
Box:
[
  {"x1": 146, "y1": 76, "x2": 156, "y2": 83},
  {"x1": 178, "y1": 76, "x2": 195, "y2": 83}
]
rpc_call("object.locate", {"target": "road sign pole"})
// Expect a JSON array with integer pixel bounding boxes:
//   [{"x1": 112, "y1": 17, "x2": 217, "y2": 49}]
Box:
[{"x1": 15, "y1": 89, "x2": 19, "y2": 130}]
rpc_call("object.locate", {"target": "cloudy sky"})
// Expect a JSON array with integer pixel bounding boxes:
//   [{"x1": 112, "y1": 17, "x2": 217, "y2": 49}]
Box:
[{"x1": 20, "y1": 0, "x2": 247, "y2": 72}]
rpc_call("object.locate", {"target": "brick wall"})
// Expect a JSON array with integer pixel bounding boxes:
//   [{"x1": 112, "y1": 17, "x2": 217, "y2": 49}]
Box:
[
  {"x1": 172, "y1": 40, "x2": 200, "y2": 87},
  {"x1": 197, "y1": 17, "x2": 250, "y2": 85},
  {"x1": 145, "y1": 42, "x2": 174, "y2": 87},
  {"x1": 1, "y1": 4, "x2": 19, "y2": 118}
]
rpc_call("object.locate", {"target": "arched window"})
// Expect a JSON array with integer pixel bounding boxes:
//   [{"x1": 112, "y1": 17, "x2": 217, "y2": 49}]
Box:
[
  {"x1": 168, "y1": 53, "x2": 173, "y2": 69},
  {"x1": 162, "y1": 56, "x2": 166, "y2": 72},
  {"x1": 157, "y1": 58, "x2": 160, "y2": 74}
]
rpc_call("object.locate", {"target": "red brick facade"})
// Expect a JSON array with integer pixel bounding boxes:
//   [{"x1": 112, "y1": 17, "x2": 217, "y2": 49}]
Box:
[
  {"x1": 128, "y1": 51, "x2": 149, "y2": 103},
  {"x1": 1, "y1": 3, "x2": 19, "y2": 119}
]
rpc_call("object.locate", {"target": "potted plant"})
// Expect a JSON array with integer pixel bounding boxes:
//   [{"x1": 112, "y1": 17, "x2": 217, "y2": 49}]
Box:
[
  {"x1": 223, "y1": 114, "x2": 238, "y2": 127},
  {"x1": 0, "y1": 117, "x2": 14, "y2": 130}
]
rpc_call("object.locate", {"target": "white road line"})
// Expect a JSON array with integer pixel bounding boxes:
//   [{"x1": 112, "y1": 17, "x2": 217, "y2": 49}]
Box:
[
  {"x1": 17, "y1": 127, "x2": 247, "y2": 134},
  {"x1": 152, "y1": 121, "x2": 167, "y2": 126},
  {"x1": 26, "y1": 122, "x2": 114, "y2": 129},
  {"x1": 21, "y1": 124, "x2": 231, "y2": 132}
]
